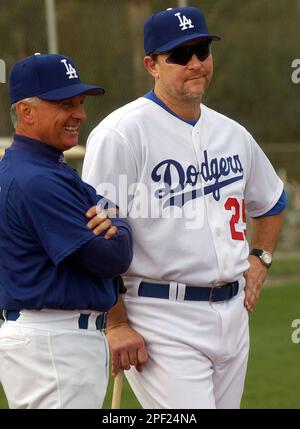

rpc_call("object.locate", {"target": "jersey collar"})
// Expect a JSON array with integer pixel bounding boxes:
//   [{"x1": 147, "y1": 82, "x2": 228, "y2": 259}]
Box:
[
  {"x1": 144, "y1": 90, "x2": 198, "y2": 126},
  {"x1": 11, "y1": 134, "x2": 64, "y2": 163}
]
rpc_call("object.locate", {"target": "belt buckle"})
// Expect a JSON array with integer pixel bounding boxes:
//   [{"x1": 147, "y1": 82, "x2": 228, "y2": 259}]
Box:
[{"x1": 209, "y1": 285, "x2": 223, "y2": 303}]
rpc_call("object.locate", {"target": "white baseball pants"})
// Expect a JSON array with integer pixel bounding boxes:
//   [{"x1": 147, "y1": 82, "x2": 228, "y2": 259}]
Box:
[
  {"x1": 124, "y1": 284, "x2": 249, "y2": 409},
  {"x1": 0, "y1": 309, "x2": 109, "y2": 409}
]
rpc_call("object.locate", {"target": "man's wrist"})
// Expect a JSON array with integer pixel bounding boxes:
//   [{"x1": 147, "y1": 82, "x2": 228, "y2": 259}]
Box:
[
  {"x1": 249, "y1": 248, "x2": 273, "y2": 268},
  {"x1": 105, "y1": 320, "x2": 129, "y2": 334}
]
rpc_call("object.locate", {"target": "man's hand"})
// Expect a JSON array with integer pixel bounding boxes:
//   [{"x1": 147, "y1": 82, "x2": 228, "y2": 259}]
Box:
[
  {"x1": 86, "y1": 205, "x2": 118, "y2": 239},
  {"x1": 244, "y1": 255, "x2": 268, "y2": 313},
  {"x1": 245, "y1": 212, "x2": 284, "y2": 312},
  {"x1": 106, "y1": 323, "x2": 148, "y2": 377}
]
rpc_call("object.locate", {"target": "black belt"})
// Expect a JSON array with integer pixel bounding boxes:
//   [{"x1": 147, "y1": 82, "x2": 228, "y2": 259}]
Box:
[
  {"x1": 138, "y1": 281, "x2": 239, "y2": 302},
  {"x1": 3, "y1": 310, "x2": 107, "y2": 330}
]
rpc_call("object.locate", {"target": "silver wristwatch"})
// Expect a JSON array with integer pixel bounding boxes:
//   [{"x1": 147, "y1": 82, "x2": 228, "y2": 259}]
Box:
[{"x1": 249, "y1": 248, "x2": 273, "y2": 268}]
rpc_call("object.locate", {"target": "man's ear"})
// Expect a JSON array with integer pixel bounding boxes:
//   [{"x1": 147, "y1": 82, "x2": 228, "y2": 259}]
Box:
[
  {"x1": 144, "y1": 56, "x2": 159, "y2": 79},
  {"x1": 16, "y1": 101, "x2": 35, "y2": 125}
]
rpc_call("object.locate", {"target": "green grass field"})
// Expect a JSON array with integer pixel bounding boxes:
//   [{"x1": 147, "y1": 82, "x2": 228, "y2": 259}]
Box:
[
  {"x1": 242, "y1": 281, "x2": 300, "y2": 408},
  {"x1": 1, "y1": 259, "x2": 300, "y2": 409}
]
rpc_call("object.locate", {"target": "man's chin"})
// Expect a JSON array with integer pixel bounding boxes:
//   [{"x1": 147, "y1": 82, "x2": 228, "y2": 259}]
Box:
[
  {"x1": 186, "y1": 78, "x2": 210, "y2": 94},
  {"x1": 183, "y1": 90, "x2": 204, "y2": 102},
  {"x1": 62, "y1": 137, "x2": 79, "y2": 151}
]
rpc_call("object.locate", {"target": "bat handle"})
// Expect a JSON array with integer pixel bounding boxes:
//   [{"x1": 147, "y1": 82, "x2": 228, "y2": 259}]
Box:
[{"x1": 111, "y1": 370, "x2": 124, "y2": 409}]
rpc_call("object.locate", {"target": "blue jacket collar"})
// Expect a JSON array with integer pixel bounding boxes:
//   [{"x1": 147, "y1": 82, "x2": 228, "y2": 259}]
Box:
[{"x1": 12, "y1": 134, "x2": 64, "y2": 163}]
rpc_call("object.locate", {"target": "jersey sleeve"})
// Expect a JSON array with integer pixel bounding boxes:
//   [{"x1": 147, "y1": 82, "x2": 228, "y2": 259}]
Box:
[
  {"x1": 244, "y1": 134, "x2": 284, "y2": 218},
  {"x1": 82, "y1": 127, "x2": 138, "y2": 215},
  {"x1": 19, "y1": 174, "x2": 98, "y2": 266},
  {"x1": 255, "y1": 189, "x2": 287, "y2": 218}
]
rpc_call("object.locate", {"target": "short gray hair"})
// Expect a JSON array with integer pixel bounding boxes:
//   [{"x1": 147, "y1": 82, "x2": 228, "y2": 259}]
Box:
[{"x1": 10, "y1": 97, "x2": 39, "y2": 129}]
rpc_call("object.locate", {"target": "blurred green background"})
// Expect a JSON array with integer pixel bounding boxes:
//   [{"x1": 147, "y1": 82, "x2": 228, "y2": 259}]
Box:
[
  {"x1": 1, "y1": 0, "x2": 300, "y2": 154},
  {"x1": 1, "y1": 257, "x2": 300, "y2": 409}
]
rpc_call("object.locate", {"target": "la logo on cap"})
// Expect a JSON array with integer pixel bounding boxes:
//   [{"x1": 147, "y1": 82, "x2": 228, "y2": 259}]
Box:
[
  {"x1": 174, "y1": 12, "x2": 194, "y2": 30},
  {"x1": 61, "y1": 59, "x2": 78, "y2": 79}
]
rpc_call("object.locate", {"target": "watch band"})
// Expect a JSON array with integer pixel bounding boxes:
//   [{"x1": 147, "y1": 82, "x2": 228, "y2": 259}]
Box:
[
  {"x1": 249, "y1": 248, "x2": 273, "y2": 268},
  {"x1": 250, "y1": 248, "x2": 263, "y2": 258}
]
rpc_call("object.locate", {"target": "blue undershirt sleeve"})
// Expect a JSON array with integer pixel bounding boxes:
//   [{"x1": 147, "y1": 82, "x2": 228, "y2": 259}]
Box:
[{"x1": 67, "y1": 219, "x2": 133, "y2": 278}]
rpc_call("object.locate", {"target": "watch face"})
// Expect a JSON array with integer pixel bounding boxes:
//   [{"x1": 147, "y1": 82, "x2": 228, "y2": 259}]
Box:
[{"x1": 262, "y1": 251, "x2": 272, "y2": 265}]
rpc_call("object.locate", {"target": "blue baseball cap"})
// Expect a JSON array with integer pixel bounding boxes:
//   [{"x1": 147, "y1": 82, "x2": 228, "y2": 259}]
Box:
[
  {"x1": 144, "y1": 7, "x2": 221, "y2": 55},
  {"x1": 9, "y1": 53, "x2": 105, "y2": 104}
]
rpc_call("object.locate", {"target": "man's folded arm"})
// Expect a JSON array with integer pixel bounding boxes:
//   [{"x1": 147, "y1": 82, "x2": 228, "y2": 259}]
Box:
[{"x1": 67, "y1": 219, "x2": 133, "y2": 278}]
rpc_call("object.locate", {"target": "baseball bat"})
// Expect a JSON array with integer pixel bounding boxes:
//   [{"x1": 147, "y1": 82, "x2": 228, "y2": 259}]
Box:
[{"x1": 111, "y1": 370, "x2": 124, "y2": 409}]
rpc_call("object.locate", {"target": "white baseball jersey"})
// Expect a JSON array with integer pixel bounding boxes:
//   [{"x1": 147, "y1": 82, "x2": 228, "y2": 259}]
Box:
[{"x1": 82, "y1": 97, "x2": 283, "y2": 288}]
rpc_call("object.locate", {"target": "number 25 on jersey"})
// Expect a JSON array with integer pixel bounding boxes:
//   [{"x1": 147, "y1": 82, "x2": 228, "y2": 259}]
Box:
[{"x1": 225, "y1": 198, "x2": 246, "y2": 241}]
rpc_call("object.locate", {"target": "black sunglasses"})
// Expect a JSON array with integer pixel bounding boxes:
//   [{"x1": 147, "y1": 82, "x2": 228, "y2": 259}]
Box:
[{"x1": 164, "y1": 41, "x2": 212, "y2": 66}]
